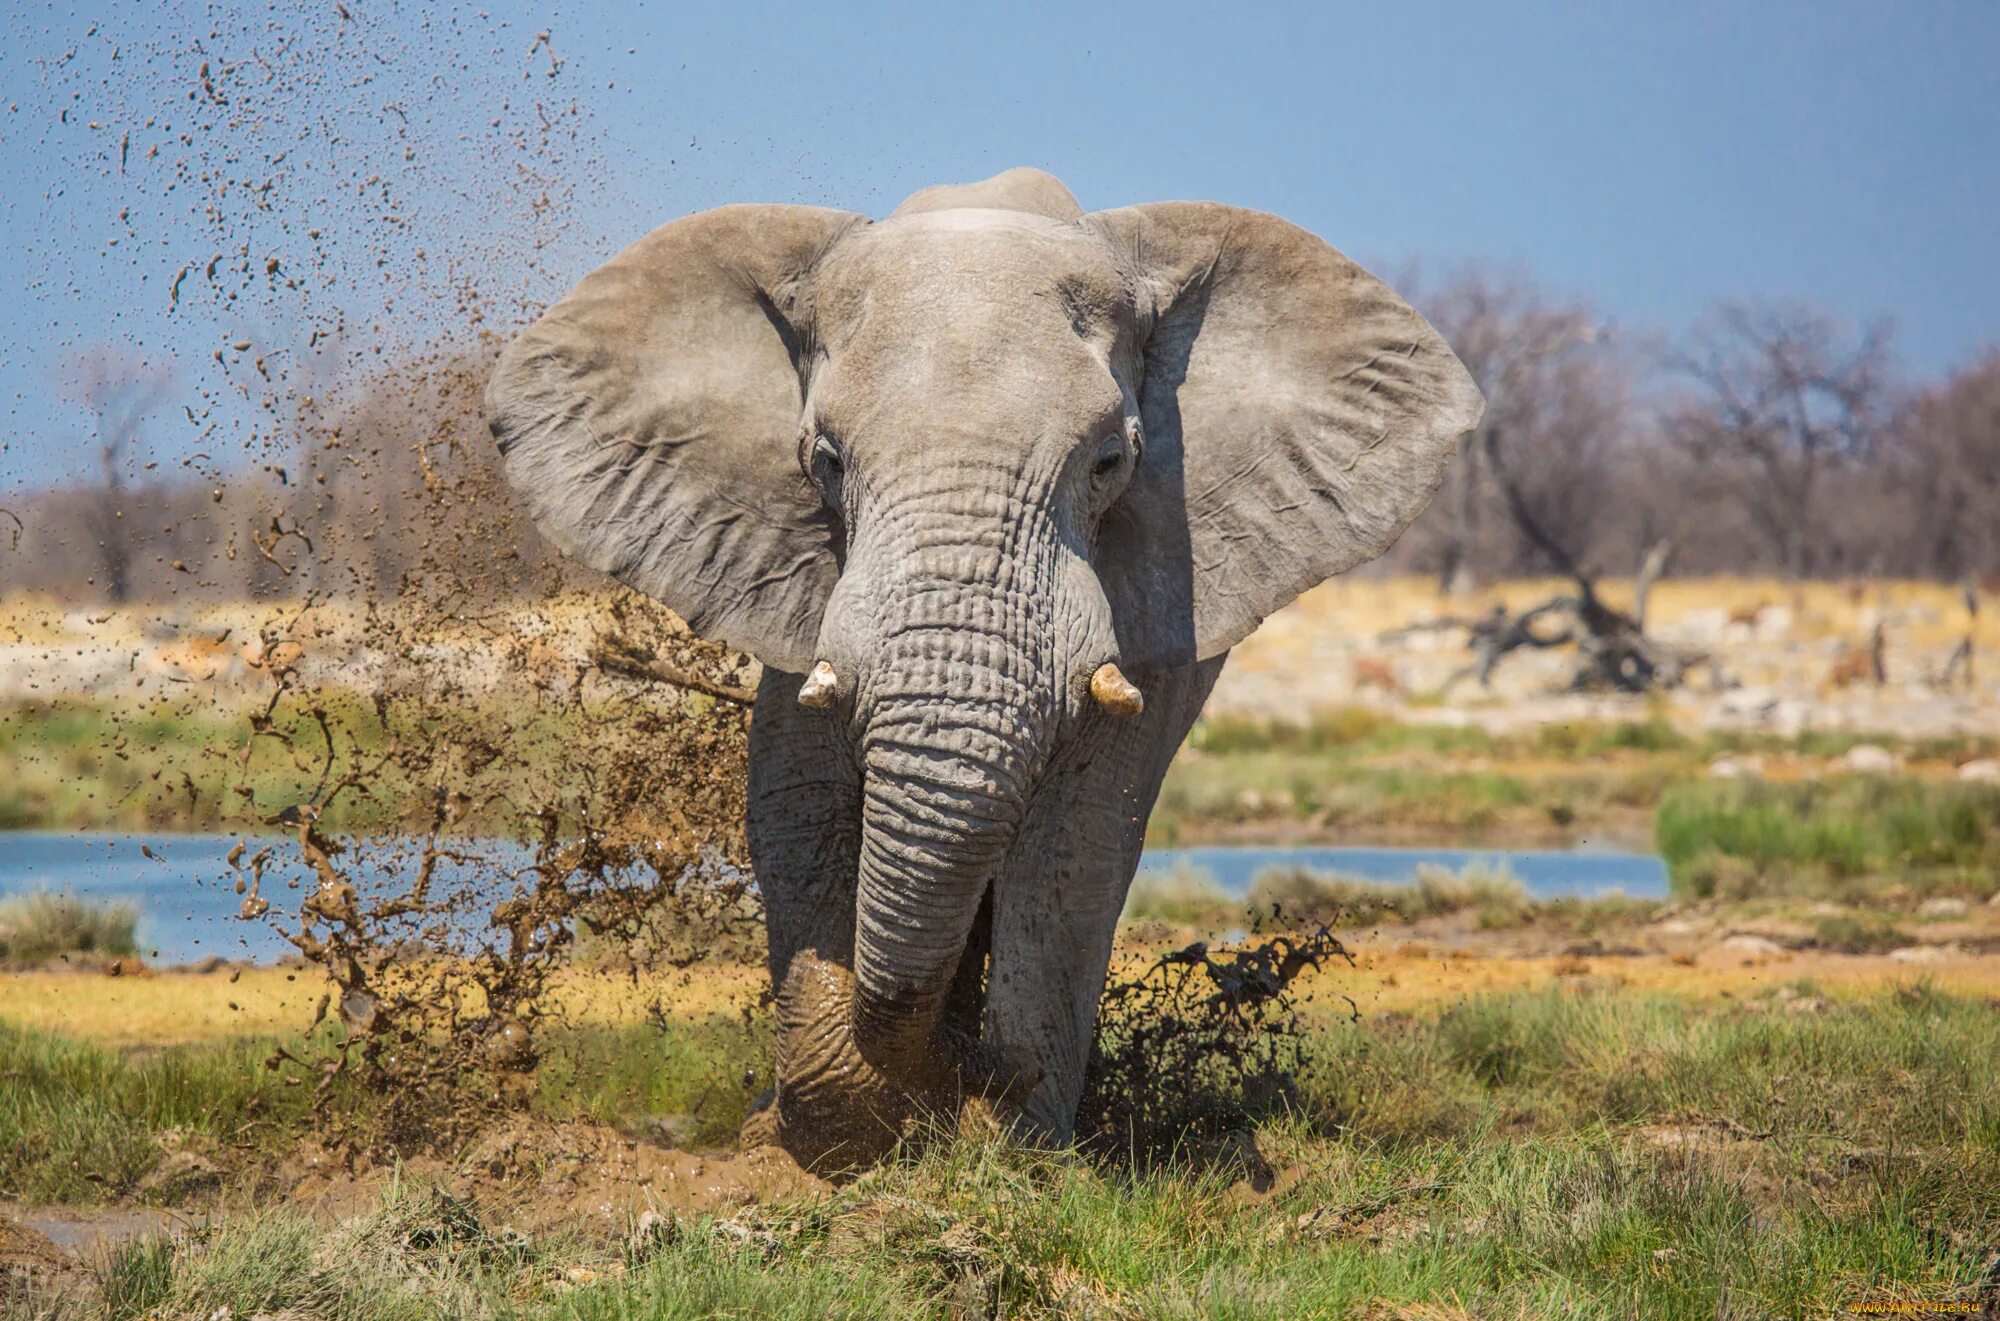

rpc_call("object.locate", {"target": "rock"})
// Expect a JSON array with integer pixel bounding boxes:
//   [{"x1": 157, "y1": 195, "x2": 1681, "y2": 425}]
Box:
[
  {"x1": 1707, "y1": 755, "x2": 1763, "y2": 780},
  {"x1": 1839, "y1": 744, "x2": 1902, "y2": 774},
  {"x1": 1956, "y1": 758, "x2": 2000, "y2": 784},
  {"x1": 1715, "y1": 934, "x2": 1785, "y2": 957},
  {"x1": 1916, "y1": 897, "x2": 1969, "y2": 919},
  {"x1": 1887, "y1": 945, "x2": 1951, "y2": 964}
]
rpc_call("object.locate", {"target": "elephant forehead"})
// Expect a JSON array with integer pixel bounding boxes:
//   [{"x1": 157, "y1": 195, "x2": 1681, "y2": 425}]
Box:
[
  {"x1": 815, "y1": 213, "x2": 1126, "y2": 334},
  {"x1": 809, "y1": 216, "x2": 1129, "y2": 435}
]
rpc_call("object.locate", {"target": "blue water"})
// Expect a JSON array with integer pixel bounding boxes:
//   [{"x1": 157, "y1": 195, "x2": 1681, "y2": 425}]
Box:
[
  {"x1": 0, "y1": 832, "x2": 1667, "y2": 965},
  {"x1": 0, "y1": 833, "x2": 537, "y2": 966},
  {"x1": 1133, "y1": 845, "x2": 1668, "y2": 900}
]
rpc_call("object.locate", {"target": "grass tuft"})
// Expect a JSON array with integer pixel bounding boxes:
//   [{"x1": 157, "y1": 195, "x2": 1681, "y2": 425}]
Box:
[
  {"x1": 0, "y1": 890, "x2": 139, "y2": 965},
  {"x1": 1658, "y1": 779, "x2": 2000, "y2": 900},
  {"x1": 1249, "y1": 862, "x2": 1533, "y2": 929}
]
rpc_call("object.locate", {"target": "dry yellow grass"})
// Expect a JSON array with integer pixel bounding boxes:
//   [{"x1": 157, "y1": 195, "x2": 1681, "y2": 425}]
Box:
[
  {"x1": 1260, "y1": 574, "x2": 1992, "y2": 649},
  {"x1": 1314, "y1": 941, "x2": 2000, "y2": 1017},
  {"x1": 14, "y1": 942, "x2": 1995, "y2": 1048},
  {"x1": 0, "y1": 961, "x2": 765, "y2": 1047}
]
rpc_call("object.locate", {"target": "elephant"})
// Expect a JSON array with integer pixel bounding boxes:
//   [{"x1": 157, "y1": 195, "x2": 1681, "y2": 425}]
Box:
[{"x1": 485, "y1": 167, "x2": 1482, "y2": 1171}]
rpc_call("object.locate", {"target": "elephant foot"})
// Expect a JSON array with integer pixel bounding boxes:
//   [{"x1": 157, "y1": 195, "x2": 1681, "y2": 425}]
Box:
[{"x1": 940, "y1": 1026, "x2": 1043, "y2": 1112}]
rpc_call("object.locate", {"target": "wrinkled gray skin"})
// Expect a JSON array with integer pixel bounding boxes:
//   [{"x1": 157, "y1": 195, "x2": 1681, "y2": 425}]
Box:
[{"x1": 487, "y1": 169, "x2": 1482, "y2": 1171}]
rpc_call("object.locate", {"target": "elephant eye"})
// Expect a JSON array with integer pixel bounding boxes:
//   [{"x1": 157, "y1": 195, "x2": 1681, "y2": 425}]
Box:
[
  {"x1": 809, "y1": 435, "x2": 845, "y2": 492},
  {"x1": 1091, "y1": 435, "x2": 1127, "y2": 480}
]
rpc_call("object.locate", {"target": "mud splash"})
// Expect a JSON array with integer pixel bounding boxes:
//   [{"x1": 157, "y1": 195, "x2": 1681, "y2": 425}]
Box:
[
  {"x1": 1080, "y1": 924, "x2": 1356, "y2": 1167},
  {"x1": 8, "y1": 6, "x2": 772, "y2": 1157}
]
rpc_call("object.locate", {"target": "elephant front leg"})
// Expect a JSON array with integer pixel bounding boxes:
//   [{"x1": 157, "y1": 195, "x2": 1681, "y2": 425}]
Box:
[
  {"x1": 745, "y1": 671, "x2": 889, "y2": 1168},
  {"x1": 981, "y1": 658, "x2": 1225, "y2": 1139}
]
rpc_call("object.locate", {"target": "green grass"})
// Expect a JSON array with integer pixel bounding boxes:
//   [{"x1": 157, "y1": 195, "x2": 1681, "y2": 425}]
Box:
[
  {"x1": 0, "y1": 891, "x2": 138, "y2": 965},
  {"x1": 0, "y1": 690, "x2": 743, "y2": 836},
  {"x1": 1151, "y1": 707, "x2": 2000, "y2": 861},
  {"x1": 1151, "y1": 709, "x2": 1705, "y2": 848},
  {"x1": 1122, "y1": 863, "x2": 1659, "y2": 935},
  {"x1": 0, "y1": 1014, "x2": 770, "y2": 1206},
  {"x1": 1247, "y1": 862, "x2": 1538, "y2": 930},
  {"x1": 19, "y1": 984, "x2": 1999, "y2": 1318},
  {"x1": 1658, "y1": 779, "x2": 2000, "y2": 901},
  {"x1": 0, "y1": 1024, "x2": 313, "y2": 1204}
]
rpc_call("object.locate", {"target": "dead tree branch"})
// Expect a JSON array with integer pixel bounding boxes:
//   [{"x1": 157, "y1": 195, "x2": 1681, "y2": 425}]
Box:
[
  {"x1": 589, "y1": 634, "x2": 757, "y2": 707},
  {"x1": 1470, "y1": 426, "x2": 1700, "y2": 693}
]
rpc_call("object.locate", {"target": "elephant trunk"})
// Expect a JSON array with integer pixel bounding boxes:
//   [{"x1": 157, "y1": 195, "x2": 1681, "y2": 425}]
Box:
[
  {"x1": 812, "y1": 467, "x2": 1098, "y2": 1105},
  {"x1": 850, "y1": 680, "x2": 1037, "y2": 1076},
  {"x1": 836, "y1": 532, "x2": 1072, "y2": 1064}
]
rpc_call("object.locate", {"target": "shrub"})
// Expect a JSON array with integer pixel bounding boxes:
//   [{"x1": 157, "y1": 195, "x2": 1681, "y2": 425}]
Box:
[
  {"x1": 0, "y1": 890, "x2": 139, "y2": 965},
  {"x1": 1247, "y1": 862, "x2": 1531, "y2": 928}
]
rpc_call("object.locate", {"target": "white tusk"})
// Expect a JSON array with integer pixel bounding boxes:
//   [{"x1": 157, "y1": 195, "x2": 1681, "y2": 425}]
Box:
[
  {"x1": 1089, "y1": 662, "x2": 1144, "y2": 718},
  {"x1": 797, "y1": 660, "x2": 839, "y2": 709}
]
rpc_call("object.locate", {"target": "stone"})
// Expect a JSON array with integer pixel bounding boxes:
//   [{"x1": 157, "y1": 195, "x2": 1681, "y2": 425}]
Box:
[
  {"x1": 1707, "y1": 755, "x2": 1763, "y2": 780},
  {"x1": 1956, "y1": 758, "x2": 2000, "y2": 784},
  {"x1": 1916, "y1": 897, "x2": 1969, "y2": 919},
  {"x1": 1839, "y1": 744, "x2": 1901, "y2": 775},
  {"x1": 1715, "y1": 934, "x2": 1785, "y2": 957}
]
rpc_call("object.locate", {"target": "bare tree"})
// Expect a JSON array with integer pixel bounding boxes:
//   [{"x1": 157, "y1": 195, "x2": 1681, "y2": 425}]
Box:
[
  {"x1": 62, "y1": 347, "x2": 175, "y2": 604},
  {"x1": 1666, "y1": 303, "x2": 1894, "y2": 580},
  {"x1": 1403, "y1": 267, "x2": 1645, "y2": 591},
  {"x1": 1887, "y1": 352, "x2": 2000, "y2": 581}
]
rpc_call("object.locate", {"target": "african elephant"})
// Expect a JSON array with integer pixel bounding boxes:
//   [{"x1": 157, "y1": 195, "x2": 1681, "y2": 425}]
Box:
[{"x1": 486, "y1": 168, "x2": 1482, "y2": 1170}]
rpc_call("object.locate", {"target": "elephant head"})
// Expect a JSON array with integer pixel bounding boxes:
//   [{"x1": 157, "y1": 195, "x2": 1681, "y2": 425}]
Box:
[{"x1": 487, "y1": 168, "x2": 1481, "y2": 1158}]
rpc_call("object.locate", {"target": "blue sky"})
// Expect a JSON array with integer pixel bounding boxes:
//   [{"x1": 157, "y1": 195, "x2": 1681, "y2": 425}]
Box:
[{"x1": 4, "y1": 0, "x2": 1997, "y2": 490}]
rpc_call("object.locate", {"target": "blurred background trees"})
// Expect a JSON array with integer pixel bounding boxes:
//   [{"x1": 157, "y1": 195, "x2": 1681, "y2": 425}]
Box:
[{"x1": 3, "y1": 267, "x2": 1996, "y2": 606}]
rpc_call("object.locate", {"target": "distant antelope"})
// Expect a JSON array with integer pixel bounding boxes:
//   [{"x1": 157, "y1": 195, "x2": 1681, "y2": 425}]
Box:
[
  {"x1": 1351, "y1": 655, "x2": 1405, "y2": 697},
  {"x1": 1938, "y1": 581, "x2": 1978, "y2": 689},
  {"x1": 1726, "y1": 601, "x2": 1769, "y2": 629},
  {"x1": 1824, "y1": 622, "x2": 1886, "y2": 691}
]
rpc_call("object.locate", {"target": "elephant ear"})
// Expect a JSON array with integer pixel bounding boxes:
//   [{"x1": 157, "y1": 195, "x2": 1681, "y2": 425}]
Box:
[
  {"x1": 486, "y1": 205, "x2": 868, "y2": 675},
  {"x1": 1087, "y1": 203, "x2": 1483, "y2": 666}
]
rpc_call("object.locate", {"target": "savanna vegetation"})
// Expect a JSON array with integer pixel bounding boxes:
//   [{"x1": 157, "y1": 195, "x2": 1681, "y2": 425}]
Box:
[
  {"x1": 10, "y1": 698, "x2": 1997, "y2": 902},
  {"x1": 0, "y1": 892, "x2": 137, "y2": 967},
  {"x1": 6, "y1": 982, "x2": 1998, "y2": 1318}
]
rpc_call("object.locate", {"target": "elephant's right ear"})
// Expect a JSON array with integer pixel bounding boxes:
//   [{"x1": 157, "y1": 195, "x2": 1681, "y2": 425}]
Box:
[{"x1": 486, "y1": 205, "x2": 868, "y2": 675}]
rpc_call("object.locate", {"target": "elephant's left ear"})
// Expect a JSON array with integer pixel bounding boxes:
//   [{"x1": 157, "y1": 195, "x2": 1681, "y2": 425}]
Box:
[{"x1": 1086, "y1": 203, "x2": 1483, "y2": 666}]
